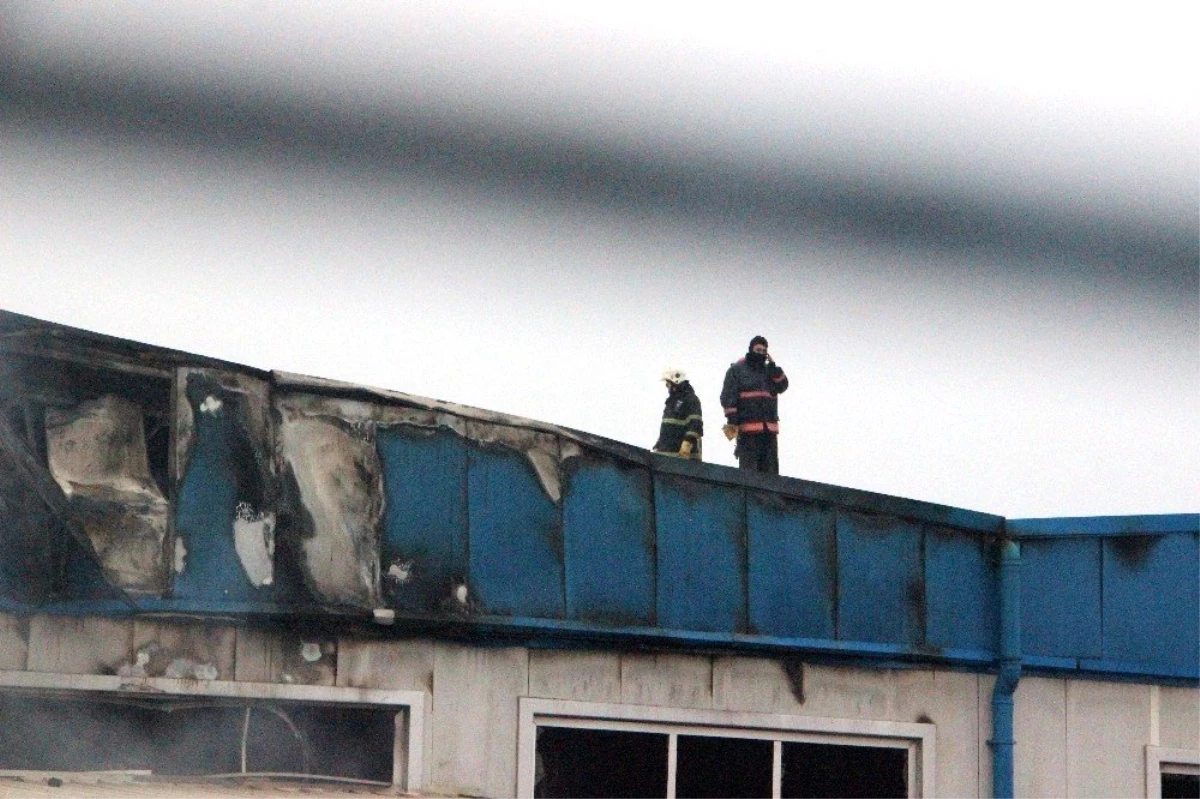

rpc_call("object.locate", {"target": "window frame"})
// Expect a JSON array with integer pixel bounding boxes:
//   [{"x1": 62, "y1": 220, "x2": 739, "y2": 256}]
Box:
[
  {"x1": 0, "y1": 668, "x2": 429, "y2": 791},
  {"x1": 518, "y1": 697, "x2": 935, "y2": 798},
  {"x1": 1146, "y1": 746, "x2": 1200, "y2": 798}
]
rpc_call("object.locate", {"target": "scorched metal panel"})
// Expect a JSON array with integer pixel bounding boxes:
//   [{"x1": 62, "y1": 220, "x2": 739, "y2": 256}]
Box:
[
  {"x1": 655, "y1": 474, "x2": 745, "y2": 634},
  {"x1": 467, "y1": 443, "x2": 564, "y2": 618},
  {"x1": 562, "y1": 457, "x2": 655, "y2": 626},
  {"x1": 1102, "y1": 532, "x2": 1199, "y2": 675},
  {"x1": 925, "y1": 526, "x2": 998, "y2": 654},
  {"x1": 746, "y1": 492, "x2": 835, "y2": 640},
  {"x1": 173, "y1": 374, "x2": 271, "y2": 603},
  {"x1": 836, "y1": 511, "x2": 923, "y2": 646},
  {"x1": 377, "y1": 426, "x2": 469, "y2": 615}
]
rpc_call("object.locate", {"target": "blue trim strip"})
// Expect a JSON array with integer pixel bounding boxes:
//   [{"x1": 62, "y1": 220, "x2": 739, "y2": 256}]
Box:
[{"x1": 1009, "y1": 514, "x2": 1199, "y2": 537}]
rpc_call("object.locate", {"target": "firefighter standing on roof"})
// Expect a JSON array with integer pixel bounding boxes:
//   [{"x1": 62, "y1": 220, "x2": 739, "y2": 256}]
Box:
[
  {"x1": 653, "y1": 368, "x2": 703, "y2": 460},
  {"x1": 720, "y1": 335, "x2": 788, "y2": 474}
]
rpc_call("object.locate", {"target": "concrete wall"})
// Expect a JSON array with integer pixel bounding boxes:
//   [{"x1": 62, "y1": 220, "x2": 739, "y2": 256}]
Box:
[{"x1": 0, "y1": 612, "x2": 1195, "y2": 797}]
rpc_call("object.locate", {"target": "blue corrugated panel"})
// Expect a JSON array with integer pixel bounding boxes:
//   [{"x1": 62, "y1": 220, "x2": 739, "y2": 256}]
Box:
[
  {"x1": 377, "y1": 426, "x2": 469, "y2": 615},
  {"x1": 562, "y1": 457, "x2": 655, "y2": 626},
  {"x1": 836, "y1": 511, "x2": 923, "y2": 646},
  {"x1": 173, "y1": 378, "x2": 270, "y2": 604},
  {"x1": 467, "y1": 444, "x2": 565, "y2": 618},
  {"x1": 655, "y1": 474, "x2": 746, "y2": 633},
  {"x1": 747, "y1": 492, "x2": 835, "y2": 639},
  {"x1": 1021, "y1": 537, "x2": 1102, "y2": 659},
  {"x1": 925, "y1": 526, "x2": 998, "y2": 654},
  {"x1": 1102, "y1": 532, "x2": 1200, "y2": 676}
]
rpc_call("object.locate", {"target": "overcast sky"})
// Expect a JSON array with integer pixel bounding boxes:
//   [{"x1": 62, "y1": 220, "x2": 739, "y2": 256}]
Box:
[{"x1": 1, "y1": 1, "x2": 1196, "y2": 518}]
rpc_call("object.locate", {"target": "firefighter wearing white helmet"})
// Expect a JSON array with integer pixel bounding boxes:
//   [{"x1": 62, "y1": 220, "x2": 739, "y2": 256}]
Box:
[{"x1": 652, "y1": 368, "x2": 703, "y2": 460}]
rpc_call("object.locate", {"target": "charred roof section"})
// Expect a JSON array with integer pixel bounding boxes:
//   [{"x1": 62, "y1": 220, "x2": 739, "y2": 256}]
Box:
[{"x1": 1, "y1": 310, "x2": 1195, "y2": 684}]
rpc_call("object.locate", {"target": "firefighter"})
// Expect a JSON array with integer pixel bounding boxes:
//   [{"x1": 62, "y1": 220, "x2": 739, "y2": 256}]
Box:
[
  {"x1": 653, "y1": 368, "x2": 703, "y2": 460},
  {"x1": 720, "y1": 335, "x2": 788, "y2": 474}
]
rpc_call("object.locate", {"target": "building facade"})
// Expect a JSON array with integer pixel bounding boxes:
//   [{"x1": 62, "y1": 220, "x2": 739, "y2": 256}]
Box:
[{"x1": 1, "y1": 310, "x2": 1196, "y2": 797}]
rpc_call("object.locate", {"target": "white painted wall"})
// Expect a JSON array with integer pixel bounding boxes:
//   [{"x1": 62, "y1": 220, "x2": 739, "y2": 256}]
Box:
[{"x1": 1, "y1": 613, "x2": 1196, "y2": 797}]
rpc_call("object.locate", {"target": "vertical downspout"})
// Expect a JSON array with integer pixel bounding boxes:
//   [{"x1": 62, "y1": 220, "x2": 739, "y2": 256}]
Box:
[{"x1": 991, "y1": 537, "x2": 1022, "y2": 798}]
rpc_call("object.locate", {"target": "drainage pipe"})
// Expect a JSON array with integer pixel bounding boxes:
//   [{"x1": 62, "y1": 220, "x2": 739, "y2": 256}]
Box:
[{"x1": 991, "y1": 537, "x2": 1022, "y2": 798}]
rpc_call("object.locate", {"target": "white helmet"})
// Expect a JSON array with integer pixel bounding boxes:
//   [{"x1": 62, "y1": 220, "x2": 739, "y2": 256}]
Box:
[{"x1": 661, "y1": 368, "x2": 688, "y2": 385}]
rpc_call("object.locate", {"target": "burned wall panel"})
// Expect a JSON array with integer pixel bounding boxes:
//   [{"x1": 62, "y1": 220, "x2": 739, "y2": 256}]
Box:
[
  {"x1": 234, "y1": 626, "x2": 338, "y2": 686},
  {"x1": 562, "y1": 455, "x2": 655, "y2": 626},
  {"x1": 0, "y1": 612, "x2": 29, "y2": 670},
  {"x1": 25, "y1": 614, "x2": 135, "y2": 675},
  {"x1": 118, "y1": 619, "x2": 237, "y2": 680},
  {"x1": 835, "y1": 511, "x2": 924, "y2": 647},
  {"x1": 44, "y1": 395, "x2": 169, "y2": 593},
  {"x1": 0, "y1": 444, "x2": 57, "y2": 602},
  {"x1": 377, "y1": 424, "x2": 470, "y2": 615},
  {"x1": 925, "y1": 525, "x2": 999, "y2": 654},
  {"x1": 276, "y1": 398, "x2": 383, "y2": 609},
  {"x1": 272, "y1": 391, "x2": 584, "y2": 617},
  {"x1": 1, "y1": 352, "x2": 172, "y2": 600},
  {"x1": 654, "y1": 476, "x2": 746, "y2": 634},
  {"x1": 1102, "y1": 532, "x2": 1199, "y2": 674},
  {"x1": 466, "y1": 424, "x2": 565, "y2": 619},
  {"x1": 747, "y1": 493, "x2": 835, "y2": 640},
  {"x1": 173, "y1": 370, "x2": 277, "y2": 603}
]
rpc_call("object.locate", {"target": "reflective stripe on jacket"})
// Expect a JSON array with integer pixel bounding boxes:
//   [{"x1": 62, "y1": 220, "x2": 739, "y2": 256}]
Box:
[
  {"x1": 654, "y1": 382, "x2": 703, "y2": 454},
  {"x1": 719, "y1": 357, "x2": 788, "y2": 433}
]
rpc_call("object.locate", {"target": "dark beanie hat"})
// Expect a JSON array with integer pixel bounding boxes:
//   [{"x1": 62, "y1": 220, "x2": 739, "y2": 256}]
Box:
[{"x1": 749, "y1": 335, "x2": 769, "y2": 350}]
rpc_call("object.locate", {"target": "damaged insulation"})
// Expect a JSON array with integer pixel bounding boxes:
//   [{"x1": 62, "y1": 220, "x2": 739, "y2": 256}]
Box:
[{"x1": 44, "y1": 394, "x2": 169, "y2": 593}]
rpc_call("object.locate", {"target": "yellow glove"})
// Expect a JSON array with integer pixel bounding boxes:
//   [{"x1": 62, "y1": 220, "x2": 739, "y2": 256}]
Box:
[
  {"x1": 679, "y1": 440, "x2": 694, "y2": 458},
  {"x1": 722, "y1": 424, "x2": 738, "y2": 441}
]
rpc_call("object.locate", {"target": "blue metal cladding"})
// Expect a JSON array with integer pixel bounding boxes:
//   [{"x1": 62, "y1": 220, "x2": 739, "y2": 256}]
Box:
[
  {"x1": 467, "y1": 442, "x2": 565, "y2": 618},
  {"x1": 377, "y1": 426, "x2": 469, "y2": 615},
  {"x1": 173, "y1": 376, "x2": 270, "y2": 604},
  {"x1": 1102, "y1": 533, "x2": 1200, "y2": 675},
  {"x1": 655, "y1": 474, "x2": 746, "y2": 634},
  {"x1": 925, "y1": 526, "x2": 999, "y2": 654},
  {"x1": 8, "y1": 312, "x2": 1199, "y2": 684},
  {"x1": 746, "y1": 492, "x2": 835, "y2": 640},
  {"x1": 836, "y1": 511, "x2": 923, "y2": 646},
  {"x1": 1020, "y1": 537, "x2": 1102, "y2": 660},
  {"x1": 562, "y1": 457, "x2": 655, "y2": 626}
]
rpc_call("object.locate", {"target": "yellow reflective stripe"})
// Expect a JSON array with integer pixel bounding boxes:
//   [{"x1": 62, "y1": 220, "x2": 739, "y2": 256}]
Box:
[{"x1": 662, "y1": 415, "x2": 703, "y2": 425}]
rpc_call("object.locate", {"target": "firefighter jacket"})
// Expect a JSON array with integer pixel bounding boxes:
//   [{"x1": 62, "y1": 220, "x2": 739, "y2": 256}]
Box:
[
  {"x1": 720, "y1": 356, "x2": 788, "y2": 434},
  {"x1": 654, "y1": 381, "x2": 703, "y2": 455}
]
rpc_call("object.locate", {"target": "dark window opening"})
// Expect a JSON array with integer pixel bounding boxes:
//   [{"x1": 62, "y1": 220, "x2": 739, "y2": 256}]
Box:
[
  {"x1": 781, "y1": 741, "x2": 907, "y2": 798},
  {"x1": 0, "y1": 692, "x2": 395, "y2": 782},
  {"x1": 675, "y1": 734, "x2": 774, "y2": 798},
  {"x1": 535, "y1": 726, "x2": 668, "y2": 798},
  {"x1": 1163, "y1": 772, "x2": 1200, "y2": 799}
]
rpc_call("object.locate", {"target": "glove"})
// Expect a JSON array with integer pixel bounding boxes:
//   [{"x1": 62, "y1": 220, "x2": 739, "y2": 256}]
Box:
[
  {"x1": 722, "y1": 424, "x2": 738, "y2": 441},
  {"x1": 679, "y1": 440, "x2": 694, "y2": 457}
]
